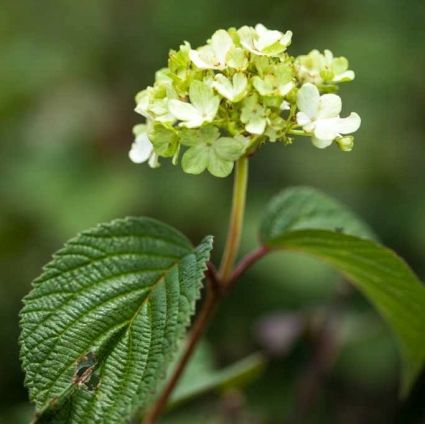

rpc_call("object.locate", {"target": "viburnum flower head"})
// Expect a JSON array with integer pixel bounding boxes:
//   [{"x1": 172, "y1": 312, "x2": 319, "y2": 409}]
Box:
[{"x1": 131, "y1": 24, "x2": 361, "y2": 177}]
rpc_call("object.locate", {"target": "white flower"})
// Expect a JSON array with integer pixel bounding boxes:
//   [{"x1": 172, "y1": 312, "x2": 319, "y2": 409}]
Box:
[
  {"x1": 129, "y1": 125, "x2": 159, "y2": 167},
  {"x1": 169, "y1": 81, "x2": 220, "y2": 128},
  {"x1": 189, "y1": 30, "x2": 234, "y2": 70},
  {"x1": 295, "y1": 50, "x2": 355, "y2": 84},
  {"x1": 134, "y1": 89, "x2": 151, "y2": 118},
  {"x1": 237, "y1": 24, "x2": 292, "y2": 57},
  {"x1": 280, "y1": 100, "x2": 290, "y2": 111},
  {"x1": 296, "y1": 83, "x2": 361, "y2": 148},
  {"x1": 240, "y1": 95, "x2": 267, "y2": 135},
  {"x1": 135, "y1": 83, "x2": 177, "y2": 124},
  {"x1": 252, "y1": 62, "x2": 294, "y2": 97},
  {"x1": 212, "y1": 73, "x2": 248, "y2": 102}
]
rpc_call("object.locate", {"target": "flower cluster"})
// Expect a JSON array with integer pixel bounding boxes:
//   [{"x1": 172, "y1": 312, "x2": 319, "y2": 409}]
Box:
[{"x1": 130, "y1": 24, "x2": 361, "y2": 177}]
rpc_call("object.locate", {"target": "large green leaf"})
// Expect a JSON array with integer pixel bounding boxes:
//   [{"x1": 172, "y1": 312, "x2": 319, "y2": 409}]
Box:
[
  {"x1": 265, "y1": 230, "x2": 425, "y2": 394},
  {"x1": 20, "y1": 217, "x2": 213, "y2": 423},
  {"x1": 260, "y1": 187, "x2": 425, "y2": 393},
  {"x1": 260, "y1": 186, "x2": 376, "y2": 241}
]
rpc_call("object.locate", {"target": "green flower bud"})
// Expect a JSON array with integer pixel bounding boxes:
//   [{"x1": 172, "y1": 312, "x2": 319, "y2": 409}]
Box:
[{"x1": 336, "y1": 135, "x2": 355, "y2": 152}]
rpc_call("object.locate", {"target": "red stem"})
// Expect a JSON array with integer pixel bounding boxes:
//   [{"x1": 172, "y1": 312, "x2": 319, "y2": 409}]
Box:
[
  {"x1": 142, "y1": 282, "x2": 221, "y2": 424},
  {"x1": 142, "y1": 246, "x2": 270, "y2": 423},
  {"x1": 226, "y1": 245, "x2": 270, "y2": 289}
]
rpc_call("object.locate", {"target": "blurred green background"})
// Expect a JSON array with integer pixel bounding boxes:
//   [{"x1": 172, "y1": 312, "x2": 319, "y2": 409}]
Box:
[{"x1": 1, "y1": 0, "x2": 424, "y2": 422}]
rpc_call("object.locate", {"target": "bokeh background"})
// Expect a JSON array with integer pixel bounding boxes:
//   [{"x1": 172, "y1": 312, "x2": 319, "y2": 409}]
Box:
[{"x1": 1, "y1": 0, "x2": 424, "y2": 422}]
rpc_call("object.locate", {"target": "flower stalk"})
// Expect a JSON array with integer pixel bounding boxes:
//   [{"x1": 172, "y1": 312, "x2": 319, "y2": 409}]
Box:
[
  {"x1": 218, "y1": 156, "x2": 249, "y2": 283},
  {"x1": 133, "y1": 25, "x2": 363, "y2": 423},
  {"x1": 142, "y1": 156, "x2": 250, "y2": 423}
]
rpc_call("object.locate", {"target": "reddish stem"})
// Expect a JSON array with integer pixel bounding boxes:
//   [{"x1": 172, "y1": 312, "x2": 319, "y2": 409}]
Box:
[
  {"x1": 226, "y1": 245, "x2": 270, "y2": 289},
  {"x1": 142, "y1": 281, "x2": 221, "y2": 424}
]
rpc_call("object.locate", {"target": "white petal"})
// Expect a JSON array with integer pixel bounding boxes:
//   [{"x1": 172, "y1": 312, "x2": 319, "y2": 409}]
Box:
[
  {"x1": 148, "y1": 153, "x2": 160, "y2": 168},
  {"x1": 280, "y1": 100, "x2": 290, "y2": 111},
  {"x1": 237, "y1": 26, "x2": 256, "y2": 53},
  {"x1": 246, "y1": 117, "x2": 267, "y2": 135},
  {"x1": 233, "y1": 73, "x2": 248, "y2": 94},
  {"x1": 335, "y1": 112, "x2": 361, "y2": 134},
  {"x1": 168, "y1": 99, "x2": 203, "y2": 127},
  {"x1": 180, "y1": 119, "x2": 204, "y2": 128},
  {"x1": 314, "y1": 117, "x2": 340, "y2": 141},
  {"x1": 189, "y1": 81, "x2": 219, "y2": 118},
  {"x1": 211, "y1": 29, "x2": 233, "y2": 66},
  {"x1": 134, "y1": 89, "x2": 151, "y2": 118},
  {"x1": 278, "y1": 81, "x2": 294, "y2": 96},
  {"x1": 333, "y1": 70, "x2": 355, "y2": 82},
  {"x1": 256, "y1": 28, "x2": 282, "y2": 51},
  {"x1": 297, "y1": 83, "x2": 320, "y2": 118},
  {"x1": 317, "y1": 94, "x2": 342, "y2": 119},
  {"x1": 296, "y1": 111, "x2": 312, "y2": 127},
  {"x1": 324, "y1": 49, "x2": 334, "y2": 62},
  {"x1": 212, "y1": 74, "x2": 234, "y2": 100},
  {"x1": 254, "y1": 24, "x2": 268, "y2": 34},
  {"x1": 280, "y1": 30, "x2": 293, "y2": 47},
  {"x1": 311, "y1": 137, "x2": 334, "y2": 149},
  {"x1": 129, "y1": 134, "x2": 153, "y2": 163},
  {"x1": 155, "y1": 112, "x2": 176, "y2": 123},
  {"x1": 213, "y1": 73, "x2": 247, "y2": 102},
  {"x1": 189, "y1": 49, "x2": 211, "y2": 69},
  {"x1": 240, "y1": 41, "x2": 257, "y2": 55},
  {"x1": 202, "y1": 96, "x2": 220, "y2": 121}
]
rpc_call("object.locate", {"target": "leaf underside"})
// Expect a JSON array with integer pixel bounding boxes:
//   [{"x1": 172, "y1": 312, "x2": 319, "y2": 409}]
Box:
[
  {"x1": 20, "y1": 217, "x2": 213, "y2": 423},
  {"x1": 267, "y1": 231, "x2": 425, "y2": 394},
  {"x1": 261, "y1": 187, "x2": 425, "y2": 394}
]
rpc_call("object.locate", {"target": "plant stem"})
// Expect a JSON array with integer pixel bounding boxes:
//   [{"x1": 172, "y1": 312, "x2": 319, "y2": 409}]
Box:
[
  {"x1": 226, "y1": 245, "x2": 269, "y2": 290},
  {"x1": 218, "y1": 156, "x2": 249, "y2": 284},
  {"x1": 142, "y1": 156, "x2": 250, "y2": 423},
  {"x1": 288, "y1": 129, "x2": 309, "y2": 136}
]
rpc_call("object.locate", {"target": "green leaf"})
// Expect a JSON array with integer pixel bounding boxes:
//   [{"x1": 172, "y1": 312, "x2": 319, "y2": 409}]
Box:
[
  {"x1": 169, "y1": 344, "x2": 265, "y2": 408},
  {"x1": 265, "y1": 230, "x2": 425, "y2": 394},
  {"x1": 20, "y1": 217, "x2": 213, "y2": 423},
  {"x1": 260, "y1": 186, "x2": 375, "y2": 242},
  {"x1": 260, "y1": 187, "x2": 425, "y2": 393}
]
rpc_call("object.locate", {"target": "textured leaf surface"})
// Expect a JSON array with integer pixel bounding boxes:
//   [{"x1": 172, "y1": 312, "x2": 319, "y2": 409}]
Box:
[
  {"x1": 20, "y1": 217, "x2": 213, "y2": 423},
  {"x1": 260, "y1": 186, "x2": 375, "y2": 242},
  {"x1": 266, "y1": 230, "x2": 425, "y2": 394}
]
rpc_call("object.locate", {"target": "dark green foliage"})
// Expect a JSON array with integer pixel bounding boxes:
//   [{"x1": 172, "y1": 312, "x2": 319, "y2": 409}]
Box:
[
  {"x1": 20, "y1": 218, "x2": 212, "y2": 423},
  {"x1": 261, "y1": 188, "x2": 425, "y2": 393},
  {"x1": 260, "y1": 186, "x2": 375, "y2": 242}
]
